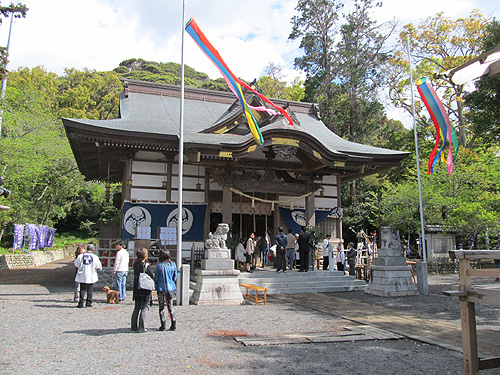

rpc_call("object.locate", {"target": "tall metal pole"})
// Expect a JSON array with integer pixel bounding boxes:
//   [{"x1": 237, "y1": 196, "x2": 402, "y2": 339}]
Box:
[
  {"x1": 177, "y1": 0, "x2": 186, "y2": 267},
  {"x1": 0, "y1": 14, "x2": 15, "y2": 138},
  {"x1": 407, "y1": 34, "x2": 428, "y2": 295},
  {"x1": 176, "y1": 0, "x2": 188, "y2": 305}
]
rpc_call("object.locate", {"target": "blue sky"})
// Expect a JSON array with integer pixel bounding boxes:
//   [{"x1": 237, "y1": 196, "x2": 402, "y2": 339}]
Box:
[{"x1": 0, "y1": 0, "x2": 499, "y2": 124}]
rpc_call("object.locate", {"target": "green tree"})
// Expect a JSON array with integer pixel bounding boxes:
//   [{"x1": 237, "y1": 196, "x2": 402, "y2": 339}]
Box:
[
  {"x1": 388, "y1": 10, "x2": 489, "y2": 147},
  {"x1": 381, "y1": 148, "x2": 500, "y2": 247},
  {"x1": 289, "y1": 0, "x2": 343, "y2": 125},
  {"x1": 256, "y1": 63, "x2": 305, "y2": 101},
  {"x1": 0, "y1": 66, "x2": 123, "y2": 244},
  {"x1": 332, "y1": 0, "x2": 395, "y2": 143},
  {"x1": 57, "y1": 68, "x2": 122, "y2": 120},
  {"x1": 464, "y1": 19, "x2": 500, "y2": 147},
  {"x1": 0, "y1": 68, "x2": 83, "y2": 241}
]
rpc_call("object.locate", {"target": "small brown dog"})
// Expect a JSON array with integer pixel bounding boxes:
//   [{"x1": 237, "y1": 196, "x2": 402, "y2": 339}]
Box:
[{"x1": 103, "y1": 286, "x2": 120, "y2": 304}]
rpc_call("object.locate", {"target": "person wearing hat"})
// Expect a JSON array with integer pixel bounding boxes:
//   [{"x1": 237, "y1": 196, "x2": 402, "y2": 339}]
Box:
[
  {"x1": 113, "y1": 240, "x2": 129, "y2": 302},
  {"x1": 346, "y1": 242, "x2": 356, "y2": 276}
]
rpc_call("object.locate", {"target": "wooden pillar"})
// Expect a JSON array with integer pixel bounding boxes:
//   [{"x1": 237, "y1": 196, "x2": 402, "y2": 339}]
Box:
[
  {"x1": 122, "y1": 157, "x2": 132, "y2": 201},
  {"x1": 203, "y1": 172, "x2": 210, "y2": 239},
  {"x1": 222, "y1": 186, "x2": 232, "y2": 225},
  {"x1": 337, "y1": 175, "x2": 342, "y2": 240},
  {"x1": 166, "y1": 162, "x2": 173, "y2": 202},
  {"x1": 305, "y1": 193, "x2": 315, "y2": 227},
  {"x1": 273, "y1": 203, "x2": 280, "y2": 237},
  {"x1": 459, "y1": 258, "x2": 479, "y2": 375}
]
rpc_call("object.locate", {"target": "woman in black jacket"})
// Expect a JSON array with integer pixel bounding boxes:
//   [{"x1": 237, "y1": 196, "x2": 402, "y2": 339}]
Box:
[{"x1": 131, "y1": 247, "x2": 155, "y2": 332}]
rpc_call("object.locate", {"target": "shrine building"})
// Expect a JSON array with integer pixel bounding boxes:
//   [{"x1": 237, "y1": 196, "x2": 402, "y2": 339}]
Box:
[{"x1": 63, "y1": 79, "x2": 408, "y2": 263}]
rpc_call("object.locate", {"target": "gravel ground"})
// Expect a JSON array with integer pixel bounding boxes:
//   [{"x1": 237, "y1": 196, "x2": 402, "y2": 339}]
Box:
[{"x1": 0, "y1": 282, "x2": 466, "y2": 375}]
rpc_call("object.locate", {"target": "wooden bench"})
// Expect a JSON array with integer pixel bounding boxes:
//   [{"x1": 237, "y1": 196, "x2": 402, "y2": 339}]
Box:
[
  {"x1": 240, "y1": 283, "x2": 267, "y2": 305},
  {"x1": 445, "y1": 250, "x2": 500, "y2": 374}
]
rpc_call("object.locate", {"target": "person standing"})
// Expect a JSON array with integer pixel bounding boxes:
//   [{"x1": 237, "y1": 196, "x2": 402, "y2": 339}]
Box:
[
  {"x1": 336, "y1": 244, "x2": 346, "y2": 273},
  {"x1": 73, "y1": 245, "x2": 85, "y2": 302},
  {"x1": 322, "y1": 234, "x2": 332, "y2": 270},
  {"x1": 298, "y1": 226, "x2": 311, "y2": 272},
  {"x1": 346, "y1": 242, "x2": 356, "y2": 276},
  {"x1": 259, "y1": 234, "x2": 268, "y2": 267},
  {"x1": 154, "y1": 250, "x2": 177, "y2": 331},
  {"x1": 275, "y1": 227, "x2": 288, "y2": 273},
  {"x1": 235, "y1": 239, "x2": 246, "y2": 270},
  {"x1": 245, "y1": 232, "x2": 256, "y2": 273},
  {"x1": 74, "y1": 244, "x2": 102, "y2": 308},
  {"x1": 286, "y1": 229, "x2": 296, "y2": 270},
  {"x1": 113, "y1": 240, "x2": 129, "y2": 303},
  {"x1": 131, "y1": 248, "x2": 155, "y2": 333}
]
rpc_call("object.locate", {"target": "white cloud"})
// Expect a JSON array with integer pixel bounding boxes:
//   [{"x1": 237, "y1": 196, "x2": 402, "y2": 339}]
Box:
[{"x1": 0, "y1": 0, "x2": 498, "y2": 106}]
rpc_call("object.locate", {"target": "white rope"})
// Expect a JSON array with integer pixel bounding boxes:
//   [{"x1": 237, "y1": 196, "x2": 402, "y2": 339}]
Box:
[{"x1": 228, "y1": 187, "x2": 312, "y2": 207}]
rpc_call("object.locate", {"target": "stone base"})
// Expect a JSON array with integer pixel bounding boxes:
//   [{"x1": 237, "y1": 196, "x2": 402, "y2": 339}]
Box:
[
  {"x1": 365, "y1": 265, "x2": 418, "y2": 297},
  {"x1": 190, "y1": 269, "x2": 243, "y2": 306}
]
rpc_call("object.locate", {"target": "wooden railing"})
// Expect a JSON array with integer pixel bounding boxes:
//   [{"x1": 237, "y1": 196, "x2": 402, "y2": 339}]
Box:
[{"x1": 445, "y1": 250, "x2": 500, "y2": 374}]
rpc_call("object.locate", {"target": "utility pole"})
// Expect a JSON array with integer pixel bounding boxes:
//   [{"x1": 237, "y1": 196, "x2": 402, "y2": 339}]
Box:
[{"x1": 0, "y1": 14, "x2": 15, "y2": 138}]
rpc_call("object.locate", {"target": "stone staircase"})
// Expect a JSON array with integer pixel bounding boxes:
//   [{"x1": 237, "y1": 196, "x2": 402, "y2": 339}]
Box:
[{"x1": 237, "y1": 268, "x2": 366, "y2": 295}]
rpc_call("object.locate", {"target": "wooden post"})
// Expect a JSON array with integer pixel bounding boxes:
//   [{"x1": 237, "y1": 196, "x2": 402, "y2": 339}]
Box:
[
  {"x1": 166, "y1": 162, "x2": 173, "y2": 202},
  {"x1": 459, "y1": 258, "x2": 479, "y2": 375},
  {"x1": 203, "y1": 172, "x2": 210, "y2": 239},
  {"x1": 222, "y1": 186, "x2": 232, "y2": 225},
  {"x1": 305, "y1": 193, "x2": 315, "y2": 227}
]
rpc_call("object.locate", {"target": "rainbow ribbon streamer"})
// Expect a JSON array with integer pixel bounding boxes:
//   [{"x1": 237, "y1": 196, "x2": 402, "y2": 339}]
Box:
[
  {"x1": 416, "y1": 77, "x2": 459, "y2": 175},
  {"x1": 185, "y1": 18, "x2": 293, "y2": 145}
]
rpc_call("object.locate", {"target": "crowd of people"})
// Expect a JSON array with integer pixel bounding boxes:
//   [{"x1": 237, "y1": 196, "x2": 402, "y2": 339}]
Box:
[
  {"x1": 72, "y1": 228, "x2": 361, "y2": 331},
  {"x1": 234, "y1": 226, "x2": 359, "y2": 275},
  {"x1": 73, "y1": 242, "x2": 177, "y2": 333}
]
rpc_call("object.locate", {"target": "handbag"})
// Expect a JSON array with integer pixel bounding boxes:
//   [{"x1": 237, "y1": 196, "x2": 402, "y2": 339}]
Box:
[{"x1": 138, "y1": 263, "x2": 155, "y2": 291}]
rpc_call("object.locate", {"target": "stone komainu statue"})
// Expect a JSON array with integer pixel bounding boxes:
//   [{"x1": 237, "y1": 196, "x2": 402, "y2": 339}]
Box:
[{"x1": 204, "y1": 223, "x2": 230, "y2": 250}]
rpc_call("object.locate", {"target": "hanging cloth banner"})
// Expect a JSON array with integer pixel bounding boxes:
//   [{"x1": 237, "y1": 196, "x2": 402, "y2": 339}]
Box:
[
  {"x1": 279, "y1": 207, "x2": 333, "y2": 235},
  {"x1": 185, "y1": 18, "x2": 294, "y2": 146},
  {"x1": 416, "y1": 77, "x2": 459, "y2": 175},
  {"x1": 13, "y1": 224, "x2": 24, "y2": 250},
  {"x1": 121, "y1": 202, "x2": 207, "y2": 241}
]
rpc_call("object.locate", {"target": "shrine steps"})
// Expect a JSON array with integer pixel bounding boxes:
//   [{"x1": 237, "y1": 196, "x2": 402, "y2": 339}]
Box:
[{"x1": 237, "y1": 269, "x2": 366, "y2": 295}]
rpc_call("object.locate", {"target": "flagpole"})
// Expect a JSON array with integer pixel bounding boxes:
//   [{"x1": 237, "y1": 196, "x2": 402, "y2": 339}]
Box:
[
  {"x1": 0, "y1": 14, "x2": 15, "y2": 138},
  {"x1": 407, "y1": 33, "x2": 428, "y2": 295},
  {"x1": 177, "y1": 0, "x2": 186, "y2": 302}
]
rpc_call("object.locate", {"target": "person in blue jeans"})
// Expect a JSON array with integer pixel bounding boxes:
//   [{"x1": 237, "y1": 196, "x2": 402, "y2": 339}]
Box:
[
  {"x1": 113, "y1": 240, "x2": 129, "y2": 302},
  {"x1": 154, "y1": 250, "x2": 177, "y2": 331}
]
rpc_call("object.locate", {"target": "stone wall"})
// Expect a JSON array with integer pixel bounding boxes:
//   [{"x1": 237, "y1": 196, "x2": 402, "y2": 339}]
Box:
[{"x1": 0, "y1": 245, "x2": 78, "y2": 271}]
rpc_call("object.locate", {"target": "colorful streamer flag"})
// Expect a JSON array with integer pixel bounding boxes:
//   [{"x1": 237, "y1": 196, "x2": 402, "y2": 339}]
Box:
[
  {"x1": 416, "y1": 77, "x2": 459, "y2": 175},
  {"x1": 185, "y1": 18, "x2": 293, "y2": 145}
]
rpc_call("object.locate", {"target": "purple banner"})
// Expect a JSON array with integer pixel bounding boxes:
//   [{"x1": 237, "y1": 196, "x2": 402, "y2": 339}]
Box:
[
  {"x1": 46, "y1": 227, "x2": 56, "y2": 247},
  {"x1": 26, "y1": 224, "x2": 38, "y2": 250},
  {"x1": 13, "y1": 224, "x2": 24, "y2": 250}
]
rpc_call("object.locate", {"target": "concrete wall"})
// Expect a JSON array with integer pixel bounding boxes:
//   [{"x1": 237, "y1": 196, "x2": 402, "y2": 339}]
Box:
[{"x1": 0, "y1": 246, "x2": 75, "y2": 270}]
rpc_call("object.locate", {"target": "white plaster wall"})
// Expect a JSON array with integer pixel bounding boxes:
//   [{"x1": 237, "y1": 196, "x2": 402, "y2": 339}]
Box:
[
  {"x1": 130, "y1": 188, "x2": 167, "y2": 201},
  {"x1": 131, "y1": 173, "x2": 164, "y2": 187},
  {"x1": 171, "y1": 190, "x2": 205, "y2": 203},
  {"x1": 132, "y1": 160, "x2": 165, "y2": 174}
]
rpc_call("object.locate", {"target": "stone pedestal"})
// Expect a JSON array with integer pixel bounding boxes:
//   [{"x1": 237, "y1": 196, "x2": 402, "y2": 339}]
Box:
[
  {"x1": 365, "y1": 228, "x2": 418, "y2": 297},
  {"x1": 190, "y1": 223, "x2": 243, "y2": 305}
]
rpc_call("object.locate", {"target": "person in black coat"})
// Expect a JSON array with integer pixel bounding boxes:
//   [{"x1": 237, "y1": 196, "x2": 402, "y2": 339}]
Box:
[
  {"x1": 297, "y1": 226, "x2": 311, "y2": 272},
  {"x1": 275, "y1": 227, "x2": 288, "y2": 273},
  {"x1": 346, "y1": 242, "x2": 356, "y2": 276},
  {"x1": 131, "y1": 248, "x2": 155, "y2": 333}
]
